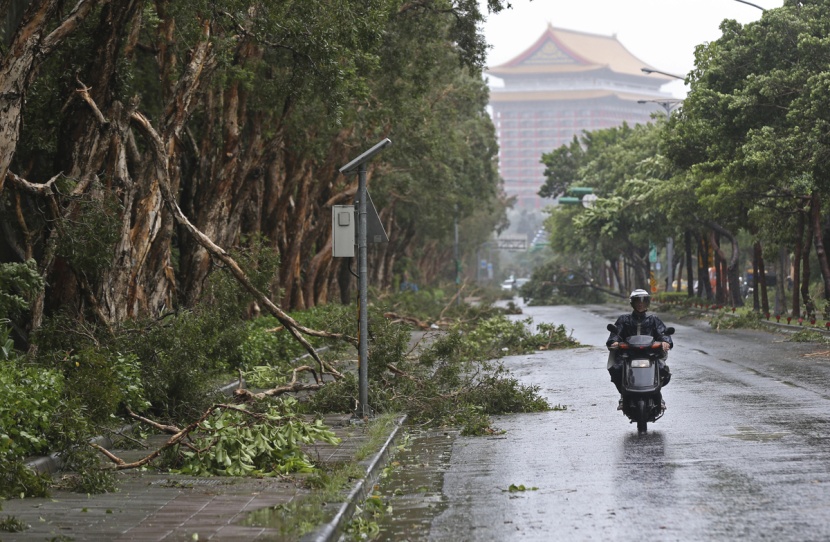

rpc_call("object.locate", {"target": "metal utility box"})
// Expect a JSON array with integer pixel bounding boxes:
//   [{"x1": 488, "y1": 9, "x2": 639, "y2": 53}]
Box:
[{"x1": 332, "y1": 205, "x2": 355, "y2": 257}]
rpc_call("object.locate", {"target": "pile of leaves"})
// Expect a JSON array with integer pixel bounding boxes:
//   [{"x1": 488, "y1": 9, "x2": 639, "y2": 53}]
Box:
[
  {"x1": 95, "y1": 397, "x2": 339, "y2": 477},
  {"x1": 174, "y1": 399, "x2": 339, "y2": 477}
]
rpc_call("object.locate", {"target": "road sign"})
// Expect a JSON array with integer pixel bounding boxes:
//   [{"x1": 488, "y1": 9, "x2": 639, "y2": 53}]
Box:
[{"x1": 494, "y1": 236, "x2": 527, "y2": 251}]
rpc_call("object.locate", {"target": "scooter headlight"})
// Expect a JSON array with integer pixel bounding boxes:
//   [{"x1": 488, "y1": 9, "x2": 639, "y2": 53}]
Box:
[{"x1": 631, "y1": 359, "x2": 650, "y2": 368}]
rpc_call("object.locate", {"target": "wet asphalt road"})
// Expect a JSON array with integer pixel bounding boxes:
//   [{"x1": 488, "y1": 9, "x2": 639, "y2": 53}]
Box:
[{"x1": 374, "y1": 303, "x2": 830, "y2": 541}]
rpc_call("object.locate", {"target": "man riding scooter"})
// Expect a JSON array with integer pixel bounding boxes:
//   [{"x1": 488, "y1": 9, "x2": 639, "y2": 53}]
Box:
[{"x1": 607, "y1": 289, "x2": 673, "y2": 410}]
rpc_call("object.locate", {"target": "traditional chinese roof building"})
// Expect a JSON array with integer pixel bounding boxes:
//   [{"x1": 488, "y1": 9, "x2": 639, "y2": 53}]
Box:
[{"x1": 486, "y1": 24, "x2": 676, "y2": 210}]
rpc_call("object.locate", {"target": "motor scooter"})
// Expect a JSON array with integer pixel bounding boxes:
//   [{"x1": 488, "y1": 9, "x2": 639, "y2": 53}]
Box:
[{"x1": 606, "y1": 323, "x2": 675, "y2": 433}]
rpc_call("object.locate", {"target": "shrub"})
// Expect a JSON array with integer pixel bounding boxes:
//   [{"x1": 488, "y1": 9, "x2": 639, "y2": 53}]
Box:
[
  {"x1": 0, "y1": 260, "x2": 43, "y2": 321},
  {"x1": 60, "y1": 349, "x2": 150, "y2": 423},
  {"x1": 0, "y1": 358, "x2": 65, "y2": 461},
  {"x1": 0, "y1": 459, "x2": 50, "y2": 499},
  {"x1": 240, "y1": 303, "x2": 353, "y2": 371},
  {"x1": 786, "y1": 329, "x2": 827, "y2": 343},
  {"x1": 708, "y1": 308, "x2": 763, "y2": 331}
]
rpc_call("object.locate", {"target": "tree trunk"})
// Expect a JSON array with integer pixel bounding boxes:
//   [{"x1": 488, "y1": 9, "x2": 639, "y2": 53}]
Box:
[
  {"x1": 58, "y1": 1, "x2": 172, "y2": 324},
  {"x1": 337, "y1": 259, "x2": 354, "y2": 305},
  {"x1": 608, "y1": 259, "x2": 622, "y2": 294},
  {"x1": 802, "y1": 201, "x2": 814, "y2": 319},
  {"x1": 810, "y1": 193, "x2": 830, "y2": 304},
  {"x1": 0, "y1": 0, "x2": 105, "y2": 194},
  {"x1": 708, "y1": 222, "x2": 743, "y2": 308},
  {"x1": 752, "y1": 241, "x2": 761, "y2": 312},
  {"x1": 775, "y1": 246, "x2": 786, "y2": 316},
  {"x1": 685, "y1": 231, "x2": 694, "y2": 297},
  {"x1": 712, "y1": 231, "x2": 725, "y2": 305},
  {"x1": 179, "y1": 70, "x2": 269, "y2": 306},
  {"x1": 630, "y1": 248, "x2": 648, "y2": 290},
  {"x1": 793, "y1": 207, "x2": 804, "y2": 318},
  {"x1": 758, "y1": 242, "x2": 769, "y2": 315},
  {"x1": 701, "y1": 234, "x2": 715, "y2": 300}
]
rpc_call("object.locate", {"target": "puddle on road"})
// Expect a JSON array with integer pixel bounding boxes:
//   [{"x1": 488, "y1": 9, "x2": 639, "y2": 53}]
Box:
[{"x1": 371, "y1": 429, "x2": 455, "y2": 541}]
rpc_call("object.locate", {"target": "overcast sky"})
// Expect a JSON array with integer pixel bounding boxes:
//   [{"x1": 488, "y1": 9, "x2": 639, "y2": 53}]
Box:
[{"x1": 481, "y1": 0, "x2": 784, "y2": 97}]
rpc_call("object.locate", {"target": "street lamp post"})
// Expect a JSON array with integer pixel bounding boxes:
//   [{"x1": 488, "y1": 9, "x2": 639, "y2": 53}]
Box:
[
  {"x1": 637, "y1": 95, "x2": 682, "y2": 293},
  {"x1": 641, "y1": 67, "x2": 684, "y2": 80},
  {"x1": 338, "y1": 138, "x2": 392, "y2": 420},
  {"x1": 637, "y1": 98, "x2": 683, "y2": 117},
  {"x1": 734, "y1": 0, "x2": 765, "y2": 10}
]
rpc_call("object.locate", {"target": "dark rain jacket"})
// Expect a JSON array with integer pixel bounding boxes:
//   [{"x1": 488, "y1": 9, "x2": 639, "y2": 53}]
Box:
[{"x1": 606, "y1": 311, "x2": 674, "y2": 350}]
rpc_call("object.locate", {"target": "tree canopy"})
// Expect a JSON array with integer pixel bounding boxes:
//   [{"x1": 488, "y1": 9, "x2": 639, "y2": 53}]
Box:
[
  {"x1": 535, "y1": 0, "x2": 830, "y2": 316},
  {"x1": 0, "y1": 0, "x2": 511, "y2": 339}
]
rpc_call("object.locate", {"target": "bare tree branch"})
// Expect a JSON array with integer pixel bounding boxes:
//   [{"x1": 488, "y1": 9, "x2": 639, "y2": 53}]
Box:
[
  {"x1": 233, "y1": 365, "x2": 326, "y2": 400},
  {"x1": 41, "y1": 0, "x2": 110, "y2": 54}
]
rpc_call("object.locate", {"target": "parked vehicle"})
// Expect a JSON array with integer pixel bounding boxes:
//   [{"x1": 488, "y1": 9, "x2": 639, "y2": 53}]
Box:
[
  {"x1": 606, "y1": 323, "x2": 675, "y2": 433},
  {"x1": 514, "y1": 277, "x2": 530, "y2": 290}
]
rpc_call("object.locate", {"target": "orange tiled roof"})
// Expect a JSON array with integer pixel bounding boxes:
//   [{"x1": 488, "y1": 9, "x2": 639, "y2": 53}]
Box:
[{"x1": 487, "y1": 24, "x2": 674, "y2": 82}]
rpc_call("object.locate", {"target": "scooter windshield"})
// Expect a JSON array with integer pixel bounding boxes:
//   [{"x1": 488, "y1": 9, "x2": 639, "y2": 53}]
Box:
[
  {"x1": 626, "y1": 365, "x2": 659, "y2": 390},
  {"x1": 626, "y1": 335, "x2": 655, "y2": 348}
]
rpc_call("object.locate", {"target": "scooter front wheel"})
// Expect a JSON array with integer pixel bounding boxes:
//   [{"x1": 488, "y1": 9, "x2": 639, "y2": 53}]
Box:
[{"x1": 636, "y1": 399, "x2": 648, "y2": 433}]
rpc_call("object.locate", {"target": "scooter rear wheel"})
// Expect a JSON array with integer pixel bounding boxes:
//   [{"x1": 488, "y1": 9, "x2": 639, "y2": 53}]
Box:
[{"x1": 636, "y1": 399, "x2": 648, "y2": 433}]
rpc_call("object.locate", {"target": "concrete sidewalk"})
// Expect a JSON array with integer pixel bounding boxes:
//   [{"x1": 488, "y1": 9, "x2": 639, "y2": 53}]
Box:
[{"x1": 3, "y1": 414, "x2": 406, "y2": 541}]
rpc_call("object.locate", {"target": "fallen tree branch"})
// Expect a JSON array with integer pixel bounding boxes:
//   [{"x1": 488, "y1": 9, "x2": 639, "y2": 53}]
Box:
[
  {"x1": 385, "y1": 363, "x2": 419, "y2": 383},
  {"x1": 383, "y1": 311, "x2": 431, "y2": 330},
  {"x1": 233, "y1": 365, "x2": 325, "y2": 400},
  {"x1": 97, "y1": 403, "x2": 280, "y2": 470},
  {"x1": 96, "y1": 403, "x2": 229, "y2": 469},
  {"x1": 129, "y1": 110, "x2": 351, "y2": 380},
  {"x1": 126, "y1": 408, "x2": 181, "y2": 435},
  {"x1": 438, "y1": 281, "x2": 468, "y2": 321}
]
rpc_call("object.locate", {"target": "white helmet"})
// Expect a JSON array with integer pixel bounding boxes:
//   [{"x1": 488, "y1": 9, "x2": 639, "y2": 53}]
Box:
[{"x1": 629, "y1": 289, "x2": 651, "y2": 310}]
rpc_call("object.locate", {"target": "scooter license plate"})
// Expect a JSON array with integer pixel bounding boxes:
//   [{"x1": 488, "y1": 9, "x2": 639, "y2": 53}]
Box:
[{"x1": 631, "y1": 359, "x2": 650, "y2": 368}]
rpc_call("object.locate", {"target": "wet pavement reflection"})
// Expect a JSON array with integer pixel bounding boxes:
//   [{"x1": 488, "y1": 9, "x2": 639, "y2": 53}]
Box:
[{"x1": 373, "y1": 430, "x2": 453, "y2": 540}]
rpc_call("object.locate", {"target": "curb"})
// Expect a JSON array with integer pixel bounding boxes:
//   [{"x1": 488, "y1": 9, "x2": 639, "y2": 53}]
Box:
[{"x1": 303, "y1": 414, "x2": 408, "y2": 542}]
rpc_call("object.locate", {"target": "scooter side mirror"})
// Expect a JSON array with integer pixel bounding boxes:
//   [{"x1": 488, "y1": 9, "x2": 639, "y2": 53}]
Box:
[
  {"x1": 607, "y1": 324, "x2": 618, "y2": 333},
  {"x1": 665, "y1": 327, "x2": 675, "y2": 335}
]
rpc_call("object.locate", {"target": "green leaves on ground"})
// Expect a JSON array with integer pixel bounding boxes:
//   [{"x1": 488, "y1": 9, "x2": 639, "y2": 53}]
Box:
[
  {"x1": 506, "y1": 484, "x2": 539, "y2": 493},
  {"x1": 172, "y1": 398, "x2": 339, "y2": 477},
  {"x1": 303, "y1": 299, "x2": 580, "y2": 436},
  {"x1": 0, "y1": 515, "x2": 29, "y2": 532}
]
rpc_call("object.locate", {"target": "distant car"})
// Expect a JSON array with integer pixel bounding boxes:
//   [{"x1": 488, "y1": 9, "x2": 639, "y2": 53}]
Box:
[{"x1": 501, "y1": 279, "x2": 515, "y2": 291}]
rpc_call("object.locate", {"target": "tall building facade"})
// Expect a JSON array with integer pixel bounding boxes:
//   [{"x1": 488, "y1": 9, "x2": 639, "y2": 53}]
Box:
[{"x1": 487, "y1": 25, "x2": 676, "y2": 210}]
